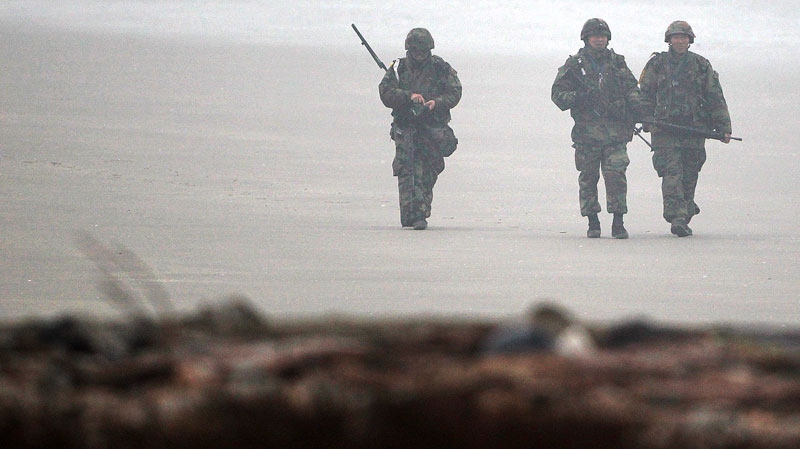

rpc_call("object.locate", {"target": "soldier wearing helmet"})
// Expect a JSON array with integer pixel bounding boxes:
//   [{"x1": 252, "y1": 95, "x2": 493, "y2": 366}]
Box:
[
  {"x1": 379, "y1": 28, "x2": 462, "y2": 230},
  {"x1": 639, "y1": 21, "x2": 732, "y2": 237},
  {"x1": 552, "y1": 19, "x2": 645, "y2": 239},
  {"x1": 581, "y1": 18, "x2": 611, "y2": 41},
  {"x1": 405, "y1": 28, "x2": 434, "y2": 53},
  {"x1": 664, "y1": 20, "x2": 695, "y2": 44}
]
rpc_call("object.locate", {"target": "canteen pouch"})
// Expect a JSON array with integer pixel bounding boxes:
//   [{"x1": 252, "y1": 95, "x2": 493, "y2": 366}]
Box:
[{"x1": 427, "y1": 124, "x2": 458, "y2": 157}]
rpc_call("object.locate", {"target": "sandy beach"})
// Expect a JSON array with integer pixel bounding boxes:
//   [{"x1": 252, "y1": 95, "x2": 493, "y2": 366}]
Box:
[{"x1": 1, "y1": 23, "x2": 798, "y2": 325}]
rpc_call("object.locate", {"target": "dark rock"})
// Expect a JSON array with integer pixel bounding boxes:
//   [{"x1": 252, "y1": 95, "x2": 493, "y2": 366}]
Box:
[
  {"x1": 183, "y1": 296, "x2": 269, "y2": 337},
  {"x1": 1, "y1": 301, "x2": 799, "y2": 448}
]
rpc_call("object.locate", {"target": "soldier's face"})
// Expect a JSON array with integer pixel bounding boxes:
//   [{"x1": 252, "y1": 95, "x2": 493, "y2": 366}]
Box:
[
  {"x1": 669, "y1": 34, "x2": 691, "y2": 54},
  {"x1": 409, "y1": 47, "x2": 429, "y2": 61},
  {"x1": 587, "y1": 35, "x2": 608, "y2": 50}
]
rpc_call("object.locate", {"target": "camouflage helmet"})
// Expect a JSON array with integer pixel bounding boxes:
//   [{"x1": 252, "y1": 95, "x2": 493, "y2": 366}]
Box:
[
  {"x1": 580, "y1": 18, "x2": 611, "y2": 41},
  {"x1": 664, "y1": 20, "x2": 695, "y2": 43},
  {"x1": 405, "y1": 28, "x2": 434, "y2": 51}
]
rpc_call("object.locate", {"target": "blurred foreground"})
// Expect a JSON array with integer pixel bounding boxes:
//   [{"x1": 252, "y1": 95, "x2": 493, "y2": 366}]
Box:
[{"x1": 2, "y1": 297, "x2": 799, "y2": 449}]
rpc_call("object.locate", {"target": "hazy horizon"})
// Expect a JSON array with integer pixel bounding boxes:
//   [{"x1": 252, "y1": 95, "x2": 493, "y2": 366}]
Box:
[{"x1": 3, "y1": 0, "x2": 799, "y2": 62}]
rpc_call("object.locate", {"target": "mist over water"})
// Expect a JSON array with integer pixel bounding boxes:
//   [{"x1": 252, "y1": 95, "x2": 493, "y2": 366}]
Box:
[{"x1": 3, "y1": 0, "x2": 799, "y2": 62}]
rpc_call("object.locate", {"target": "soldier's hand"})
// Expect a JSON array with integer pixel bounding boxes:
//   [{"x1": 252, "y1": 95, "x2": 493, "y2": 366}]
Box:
[
  {"x1": 424, "y1": 99, "x2": 436, "y2": 110},
  {"x1": 722, "y1": 133, "x2": 731, "y2": 144},
  {"x1": 410, "y1": 93, "x2": 425, "y2": 104},
  {"x1": 641, "y1": 123, "x2": 652, "y2": 133}
]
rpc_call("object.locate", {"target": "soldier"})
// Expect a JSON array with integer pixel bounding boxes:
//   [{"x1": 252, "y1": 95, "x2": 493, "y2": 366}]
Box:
[
  {"x1": 639, "y1": 21, "x2": 732, "y2": 237},
  {"x1": 379, "y1": 28, "x2": 462, "y2": 230},
  {"x1": 551, "y1": 18, "x2": 643, "y2": 239}
]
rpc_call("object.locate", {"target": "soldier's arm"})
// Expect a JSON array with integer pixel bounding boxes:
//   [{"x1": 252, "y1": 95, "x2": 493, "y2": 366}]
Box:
[
  {"x1": 430, "y1": 63, "x2": 462, "y2": 110},
  {"x1": 620, "y1": 62, "x2": 647, "y2": 122},
  {"x1": 551, "y1": 59, "x2": 581, "y2": 111},
  {"x1": 637, "y1": 58, "x2": 659, "y2": 118},
  {"x1": 636, "y1": 57, "x2": 660, "y2": 130},
  {"x1": 378, "y1": 69, "x2": 411, "y2": 109},
  {"x1": 702, "y1": 63, "x2": 732, "y2": 135}
]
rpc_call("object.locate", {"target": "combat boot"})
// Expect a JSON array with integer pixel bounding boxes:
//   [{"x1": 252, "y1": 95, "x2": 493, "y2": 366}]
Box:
[
  {"x1": 412, "y1": 219, "x2": 428, "y2": 230},
  {"x1": 670, "y1": 218, "x2": 692, "y2": 237},
  {"x1": 611, "y1": 213, "x2": 628, "y2": 239},
  {"x1": 587, "y1": 214, "x2": 601, "y2": 238}
]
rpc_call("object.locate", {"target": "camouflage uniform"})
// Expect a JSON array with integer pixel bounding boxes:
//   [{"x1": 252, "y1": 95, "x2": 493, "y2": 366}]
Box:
[
  {"x1": 379, "y1": 28, "x2": 462, "y2": 229},
  {"x1": 639, "y1": 21, "x2": 731, "y2": 234},
  {"x1": 551, "y1": 19, "x2": 643, "y2": 238}
]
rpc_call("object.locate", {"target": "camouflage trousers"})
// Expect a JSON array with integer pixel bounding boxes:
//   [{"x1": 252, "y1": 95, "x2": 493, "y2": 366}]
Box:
[
  {"x1": 573, "y1": 142, "x2": 629, "y2": 216},
  {"x1": 651, "y1": 144, "x2": 706, "y2": 223},
  {"x1": 392, "y1": 126, "x2": 445, "y2": 226}
]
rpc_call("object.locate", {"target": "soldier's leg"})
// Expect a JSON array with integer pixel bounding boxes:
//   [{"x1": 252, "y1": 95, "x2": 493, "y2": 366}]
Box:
[
  {"x1": 600, "y1": 143, "x2": 630, "y2": 238},
  {"x1": 682, "y1": 147, "x2": 707, "y2": 223},
  {"x1": 414, "y1": 149, "x2": 445, "y2": 229},
  {"x1": 420, "y1": 169, "x2": 439, "y2": 219},
  {"x1": 574, "y1": 144, "x2": 602, "y2": 217},
  {"x1": 409, "y1": 159, "x2": 428, "y2": 223},
  {"x1": 397, "y1": 173, "x2": 414, "y2": 227},
  {"x1": 393, "y1": 141, "x2": 417, "y2": 227},
  {"x1": 652, "y1": 146, "x2": 688, "y2": 223},
  {"x1": 600, "y1": 143, "x2": 630, "y2": 214},
  {"x1": 408, "y1": 158, "x2": 427, "y2": 226}
]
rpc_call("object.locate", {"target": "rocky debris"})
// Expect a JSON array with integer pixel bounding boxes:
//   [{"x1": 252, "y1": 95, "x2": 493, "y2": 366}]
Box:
[{"x1": 1, "y1": 300, "x2": 799, "y2": 449}]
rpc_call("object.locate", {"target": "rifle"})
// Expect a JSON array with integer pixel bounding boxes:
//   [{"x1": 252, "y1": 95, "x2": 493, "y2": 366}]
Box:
[
  {"x1": 352, "y1": 24, "x2": 428, "y2": 119},
  {"x1": 353, "y1": 24, "x2": 428, "y2": 115},
  {"x1": 352, "y1": 24, "x2": 395, "y2": 72},
  {"x1": 643, "y1": 120, "x2": 742, "y2": 142}
]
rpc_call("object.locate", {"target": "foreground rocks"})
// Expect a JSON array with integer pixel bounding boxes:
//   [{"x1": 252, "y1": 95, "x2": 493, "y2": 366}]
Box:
[{"x1": 1, "y1": 300, "x2": 799, "y2": 449}]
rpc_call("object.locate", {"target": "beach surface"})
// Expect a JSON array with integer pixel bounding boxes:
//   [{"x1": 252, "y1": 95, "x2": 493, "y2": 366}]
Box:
[{"x1": 1, "y1": 23, "x2": 798, "y2": 325}]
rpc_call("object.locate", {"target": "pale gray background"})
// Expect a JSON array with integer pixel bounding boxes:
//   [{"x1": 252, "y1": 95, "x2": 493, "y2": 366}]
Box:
[{"x1": 1, "y1": 1, "x2": 798, "y2": 325}]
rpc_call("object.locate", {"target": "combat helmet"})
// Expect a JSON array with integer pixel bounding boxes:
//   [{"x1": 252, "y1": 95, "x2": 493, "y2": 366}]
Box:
[
  {"x1": 580, "y1": 18, "x2": 611, "y2": 41},
  {"x1": 405, "y1": 28, "x2": 435, "y2": 51},
  {"x1": 664, "y1": 20, "x2": 695, "y2": 43}
]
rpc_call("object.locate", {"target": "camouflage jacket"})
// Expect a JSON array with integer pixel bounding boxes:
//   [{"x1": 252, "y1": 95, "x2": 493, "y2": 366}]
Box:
[
  {"x1": 639, "y1": 49, "x2": 731, "y2": 135},
  {"x1": 551, "y1": 46, "x2": 644, "y2": 144},
  {"x1": 379, "y1": 54, "x2": 462, "y2": 128}
]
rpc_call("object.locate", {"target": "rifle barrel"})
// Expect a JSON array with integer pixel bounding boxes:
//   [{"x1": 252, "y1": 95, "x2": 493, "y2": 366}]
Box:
[
  {"x1": 351, "y1": 24, "x2": 387, "y2": 71},
  {"x1": 644, "y1": 120, "x2": 742, "y2": 142}
]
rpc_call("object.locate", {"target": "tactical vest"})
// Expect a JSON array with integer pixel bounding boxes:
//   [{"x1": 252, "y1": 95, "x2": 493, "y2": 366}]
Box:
[
  {"x1": 643, "y1": 51, "x2": 713, "y2": 127},
  {"x1": 567, "y1": 48, "x2": 633, "y2": 123},
  {"x1": 394, "y1": 55, "x2": 453, "y2": 125}
]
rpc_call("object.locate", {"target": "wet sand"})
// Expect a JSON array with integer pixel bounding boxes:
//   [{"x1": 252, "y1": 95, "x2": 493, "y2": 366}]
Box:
[{"x1": 1, "y1": 24, "x2": 798, "y2": 325}]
